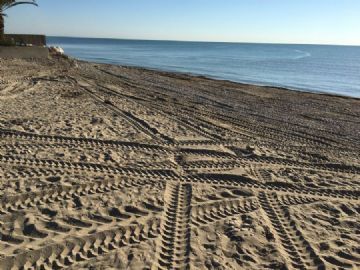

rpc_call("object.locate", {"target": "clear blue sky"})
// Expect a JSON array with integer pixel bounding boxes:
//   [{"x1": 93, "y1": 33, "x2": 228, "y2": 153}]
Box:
[{"x1": 5, "y1": 0, "x2": 360, "y2": 45}]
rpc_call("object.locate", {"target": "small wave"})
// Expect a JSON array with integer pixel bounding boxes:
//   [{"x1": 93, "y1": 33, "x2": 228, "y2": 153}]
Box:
[{"x1": 293, "y1": 49, "x2": 311, "y2": 59}]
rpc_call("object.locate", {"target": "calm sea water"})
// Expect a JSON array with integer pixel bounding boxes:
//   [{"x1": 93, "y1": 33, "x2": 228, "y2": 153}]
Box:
[{"x1": 48, "y1": 37, "x2": 360, "y2": 98}]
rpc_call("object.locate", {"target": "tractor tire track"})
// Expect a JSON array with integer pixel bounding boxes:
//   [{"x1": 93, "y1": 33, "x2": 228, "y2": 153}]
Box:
[
  {"x1": 0, "y1": 178, "x2": 164, "y2": 215},
  {"x1": 191, "y1": 198, "x2": 259, "y2": 227},
  {"x1": 78, "y1": 82, "x2": 174, "y2": 143},
  {"x1": 180, "y1": 175, "x2": 360, "y2": 201},
  {"x1": 0, "y1": 128, "x2": 171, "y2": 153},
  {"x1": 259, "y1": 192, "x2": 326, "y2": 270},
  {"x1": 0, "y1": 218, "x2": 160, "y2": 270},
  {"x1": 0, "y1": 154, "x2": 177, "y2": 179},
  {"x1": 153, "y1": 182, "x2": 192, "y2": 270},
  {"x1": 182, "y1": 157, "x2": 360, "y2": 175}
]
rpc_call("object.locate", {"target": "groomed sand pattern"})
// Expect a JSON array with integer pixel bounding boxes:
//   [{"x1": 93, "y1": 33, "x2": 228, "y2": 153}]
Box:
[{"x1": 0, "y1": 57, "x2": 359, "y2": 269}]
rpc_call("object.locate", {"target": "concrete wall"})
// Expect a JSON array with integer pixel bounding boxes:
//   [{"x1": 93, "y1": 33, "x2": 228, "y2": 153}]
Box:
[
  {"x1": 4, "y1": 34, "x2": 46, "y2": 46},
  {"x1": 0, "y1": 46, "x2": 49, "y2": 59}
]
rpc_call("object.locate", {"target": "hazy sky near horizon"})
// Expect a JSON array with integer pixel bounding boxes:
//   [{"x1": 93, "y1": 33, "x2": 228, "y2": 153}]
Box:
[{"x1": 5, "y1": 0, "x2": 360, "y2": 45}]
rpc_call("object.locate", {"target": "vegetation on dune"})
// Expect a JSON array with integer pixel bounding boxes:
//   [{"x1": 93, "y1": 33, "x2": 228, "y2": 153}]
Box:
[{"x1": 0, "y1": 0, "x2": 37, "y2": 43}]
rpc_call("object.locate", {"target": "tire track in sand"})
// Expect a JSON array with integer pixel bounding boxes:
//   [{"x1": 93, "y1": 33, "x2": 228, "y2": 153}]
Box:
[
  {"x1": 0, "y1": 178, "x2": 163, "y2": 215},
  {"x1": 0, "y1": 128, "x2": 171, "y2": 153},
  {"x1": 153, "y1": 182, "x2": 192, "y2": 270},
  {"x1": 259, "y1": 192, "x2": 326, "y2": 270},
  {"x1": 0, "y1": 154, "x2": 177, "y2": 180},
  {"x1": 191, "y1": 198, "x2": 259, "y2": 227},
  {"x1": 78, "y1": 81, "x2": 174, "y2": 143},
  {"x1": 0, "y1": 218, "x2": 160, "y2": 270}
]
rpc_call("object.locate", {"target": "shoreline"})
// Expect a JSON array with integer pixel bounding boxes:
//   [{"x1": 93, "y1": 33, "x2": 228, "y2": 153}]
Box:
[
  {"x1": 79, "y1": 57, "x2": 360, "y2": 101},
  {"x1": 67, "y1": 55, "x2": 360, "y2": 100},
  {"x1": 107, "y1": 60, "x2": 360, "y2": 101}
]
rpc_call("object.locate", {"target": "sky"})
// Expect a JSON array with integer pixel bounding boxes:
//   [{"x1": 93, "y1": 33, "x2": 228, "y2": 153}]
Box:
[{"x1": 4, "y1": 0, "x2": 360, "y2": 45}]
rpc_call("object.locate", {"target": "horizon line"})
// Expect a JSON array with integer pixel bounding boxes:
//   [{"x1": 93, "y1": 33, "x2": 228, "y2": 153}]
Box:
[{"x1": 45, "y1": 35, "x2": 360, "y2": 47}]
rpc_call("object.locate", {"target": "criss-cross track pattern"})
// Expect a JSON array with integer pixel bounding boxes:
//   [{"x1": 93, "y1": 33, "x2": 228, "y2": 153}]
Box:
[{"x1": 0, "y1": 59, "x2": 359, "y2": 269}]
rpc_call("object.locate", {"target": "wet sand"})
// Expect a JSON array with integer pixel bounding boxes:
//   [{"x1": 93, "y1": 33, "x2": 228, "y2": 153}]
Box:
[{"x1": 0, "y1": 56, "x2": 359, "y2": 269}]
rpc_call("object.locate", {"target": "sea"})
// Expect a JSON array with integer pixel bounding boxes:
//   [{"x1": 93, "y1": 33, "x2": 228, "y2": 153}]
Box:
[{"x1": 47, "y1": 37, "x2": 360, "y2": 98}]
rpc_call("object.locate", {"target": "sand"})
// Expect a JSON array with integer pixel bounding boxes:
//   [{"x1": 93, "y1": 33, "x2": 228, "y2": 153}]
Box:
[{"x1": 0, "y1": 55, "x2": 359, "y2": 270}]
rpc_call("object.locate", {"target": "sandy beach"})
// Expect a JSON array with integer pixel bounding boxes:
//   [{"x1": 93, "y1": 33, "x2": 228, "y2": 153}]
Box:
[{"x1": 0, "y1": 56, "x2": 359, "y2": 270}]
